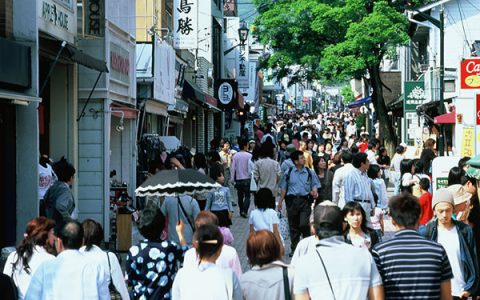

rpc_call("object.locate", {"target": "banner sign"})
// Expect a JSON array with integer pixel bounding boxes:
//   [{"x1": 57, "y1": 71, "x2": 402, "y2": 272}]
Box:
[
  {"x1": 173, "y1": 0, "x2": 198, "y2": 49},
  {"x1": 404, "y1": 81, "x2": 426, "y2": 112},
  {"x1": 460, "y1": 58, "x2": 480, "y2": 89},
  {"x1": 236, "y1": 43, "x2": 249, "y2": 88},
  {"x1": 83, "y1": 0, "x2": 104, "y2": 37},
  {"x1": 215, "y1": 79, "x2": 238, "y2": 110},
  {"x1": 461, "y1": 127, "x2": 475, "y2": 157}
]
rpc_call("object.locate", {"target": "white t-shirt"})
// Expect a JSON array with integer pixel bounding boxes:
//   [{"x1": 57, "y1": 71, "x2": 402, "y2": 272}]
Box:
[
  {"x1": 249, "y1": 208, "x2": 280, "y2": 232},
  {"x1": 183, "y1": 245, "x2": 243, "y2": 278},
  {"x1": 437, "y1": 226, "x2": 466, "y2": 297},
  {"x1": 38, "y1": 164, "x2": 54, "y2": 200}
]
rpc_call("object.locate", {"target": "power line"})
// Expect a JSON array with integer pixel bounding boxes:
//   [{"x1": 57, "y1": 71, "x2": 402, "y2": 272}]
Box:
[
  {"x1": 464, "y1": 0, "x2": 480, "y2": 13},
  {"x1": 455, "y1": 1, "x2": 471, "y2": 53}
]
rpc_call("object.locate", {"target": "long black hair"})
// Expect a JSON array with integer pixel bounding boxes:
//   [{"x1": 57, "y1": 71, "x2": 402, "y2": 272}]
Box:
[{"x1": 342, "y1": 201, "x2": 369, "y2": 234}]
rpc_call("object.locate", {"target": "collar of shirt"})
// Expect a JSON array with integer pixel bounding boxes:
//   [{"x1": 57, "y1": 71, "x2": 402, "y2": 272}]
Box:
[
  {"x1": 394, "y1": 228, "x2": 419, "y2": 237},
  {"x1": 251, "y1": 260, "x2": 289, "y2": 271},
  {"x1": 198, "y1": 262, "x2": 217, "y2": 271},
  {"x1": 316, "y1": 235, "x2": 345, "y2": 247},
  {"x1": 353, "y1": 167, "x2": 366, "y2": 176}
]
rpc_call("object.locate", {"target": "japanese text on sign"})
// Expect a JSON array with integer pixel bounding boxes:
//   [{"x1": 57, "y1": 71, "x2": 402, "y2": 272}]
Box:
[
  {"x1": 174, "y1": 0, "x2": 197, "y2": 49},
  {"x1": 461, "y1": 127, "x2": 475, "y2": 157}
]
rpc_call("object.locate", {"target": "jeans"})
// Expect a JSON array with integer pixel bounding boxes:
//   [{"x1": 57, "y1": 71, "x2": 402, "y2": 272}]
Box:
[
  {"x1": 285, "y1": 196, "x2": 311, "y2": 252},
  {"x1": 235, "y1": 179, "x2": 251, "y2": 215}
]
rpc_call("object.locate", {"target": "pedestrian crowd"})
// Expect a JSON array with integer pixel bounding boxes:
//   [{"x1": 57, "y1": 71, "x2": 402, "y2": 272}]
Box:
[{"x1": 3, "y1": 111, "x2": 480, "y2": 300}]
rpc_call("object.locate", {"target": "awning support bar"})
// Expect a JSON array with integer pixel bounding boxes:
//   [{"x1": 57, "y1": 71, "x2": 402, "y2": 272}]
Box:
[
  {"x1": 77, "y1": 71, "x2": 103, "y2": 122},
  {"x1": 39, "y1": 41, "x2": 66, "y2": 95}
]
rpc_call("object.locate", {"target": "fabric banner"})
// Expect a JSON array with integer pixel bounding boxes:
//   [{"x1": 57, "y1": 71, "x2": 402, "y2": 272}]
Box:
[
  {"x1": 154, "y1": 41, "x2": 176, "y2": 104},
  {"x1": 173, "y1": 0, "x2": 198, "y2": 49},
  {"x1": 461, "y1": 127, "x2": 475, "y2": 157}
]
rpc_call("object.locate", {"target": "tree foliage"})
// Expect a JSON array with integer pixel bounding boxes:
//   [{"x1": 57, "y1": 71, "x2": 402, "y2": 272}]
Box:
[{"x1": 341, "y1": 85, "x2": 355, "y2": 105}]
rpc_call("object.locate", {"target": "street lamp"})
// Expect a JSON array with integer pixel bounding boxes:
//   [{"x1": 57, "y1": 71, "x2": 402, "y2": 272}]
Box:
[{"x1": 224, "y1": 21, "x2": 249, "y2": 56}]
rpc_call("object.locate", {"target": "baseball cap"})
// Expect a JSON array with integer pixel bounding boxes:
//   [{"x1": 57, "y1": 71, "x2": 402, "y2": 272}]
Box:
[
  {"x1": 446, "y1": 184, "x2": 472, "y2": 206},
  {"x1": 432, "y1": 188, "x2": 454, "y2": 210},
  {"x1": 286, "y1": 144, "x2": 296, "y2": 154},
  {"x1": 313, "y1": 201, "x2": 343, "y2": 233}
]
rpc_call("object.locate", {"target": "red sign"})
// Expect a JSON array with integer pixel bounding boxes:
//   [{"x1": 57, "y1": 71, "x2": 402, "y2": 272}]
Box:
[
  {"x1": 477, "y1": 94, "x2": 480, "y2": 125},
  {"x1": 460, "y1": 58, "x2": 480, "y2": 89}
]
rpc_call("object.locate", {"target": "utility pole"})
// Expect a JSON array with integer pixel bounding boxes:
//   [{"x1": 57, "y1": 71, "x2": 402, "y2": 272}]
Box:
[{"x1": 410, "y1": 6, "x2": 445, "y2": 155}]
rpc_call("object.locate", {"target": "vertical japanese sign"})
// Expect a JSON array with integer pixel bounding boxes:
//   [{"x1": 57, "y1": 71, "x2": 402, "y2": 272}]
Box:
[
  {"x1": 403, "y1": 81, "x2": 426, "y2": 145},
  {"x1": 174, "y1": 0, "x2": 197, "y2": 49},
  {"x1": 461, "y1": 127, "x2": 475, "y2": 157},
  {"x1": 236, "y1": 41, "x2": 249, "y2": 88}
]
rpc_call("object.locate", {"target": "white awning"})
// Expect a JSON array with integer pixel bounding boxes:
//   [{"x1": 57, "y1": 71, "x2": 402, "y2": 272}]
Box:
[
  {"x1": 0, "y1": 89, "x2": 41, "y2": 105},
  {"x1": 145, "y1": 100, "x2": 169, "y2": 117}
]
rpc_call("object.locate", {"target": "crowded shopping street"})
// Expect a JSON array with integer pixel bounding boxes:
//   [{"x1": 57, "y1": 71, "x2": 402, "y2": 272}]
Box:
[{"x1": 3, "y1": 0, "x2": 480, "y2": 299}]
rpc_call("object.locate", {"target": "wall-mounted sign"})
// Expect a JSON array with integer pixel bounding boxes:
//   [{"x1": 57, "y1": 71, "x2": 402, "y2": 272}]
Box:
[
  {"x1": 404, "y1": 81, "x2": 426, "y2": 112},
  {"x1": 477, "y1": 94, "x2": 480, "y2": 125},
  {"x1": 83, "y1": 0, "x2": 104, "y2": 37},
  {"x1": 236, "y1": 43, "x2": 249, "y2": 88},
  {"x1": 173, "y1": 0, "x2": 198, "y2": 49},
  {"x1": 110, "y1": 43, "x2": 130, "y2": 83},
  {"x1": 38, "y1": 0, "x2": 75, "y2": 43},
  {"x1": 215, "y1": 79, "x2": 238, "y2": 110},
  {"x1": 460, "y1": 58, "x2": 480, "y2": 89}
]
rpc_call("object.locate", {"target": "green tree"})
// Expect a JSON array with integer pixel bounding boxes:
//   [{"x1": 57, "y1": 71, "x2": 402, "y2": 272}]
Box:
[
  {"x1": 254, "y1": 0, "x2": 429, "y2": 152},
  {"x1": 340, "y1": 85, "x2": 355, "y2": 105}
]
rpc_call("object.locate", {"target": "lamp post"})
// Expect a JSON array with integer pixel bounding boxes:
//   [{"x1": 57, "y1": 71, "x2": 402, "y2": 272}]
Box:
[{"x1": 224, "y1": 21, "x2": 249, "y2": 56}]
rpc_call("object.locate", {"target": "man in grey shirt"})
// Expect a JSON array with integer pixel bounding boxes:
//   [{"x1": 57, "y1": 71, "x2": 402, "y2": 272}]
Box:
[{"x1": 161, "y1": 195, "x2": 200, "y2": 245}]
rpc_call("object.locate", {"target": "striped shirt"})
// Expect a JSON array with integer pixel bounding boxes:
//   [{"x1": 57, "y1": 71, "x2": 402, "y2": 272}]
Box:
[
  {"x1": 343, "y1": 168, "x2": 374, "y2": 204},
  {"x1": 372, "y1": 229, "x2": 453, "y2": 299}
]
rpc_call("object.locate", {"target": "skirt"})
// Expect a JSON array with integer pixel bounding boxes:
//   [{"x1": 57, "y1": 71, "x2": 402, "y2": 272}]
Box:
[{"x1": 212, "y1": 209, "x2": 232, "y2": 227}]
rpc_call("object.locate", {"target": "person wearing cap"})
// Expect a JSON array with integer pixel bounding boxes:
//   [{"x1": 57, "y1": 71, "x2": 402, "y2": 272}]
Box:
[
  {"x1": 421, "y1": 187, "x2": 479, "y2": 299},
  {"x1": 278, "y1": 150, "x2": 320, "y2": 257},
  {"x1": 372, "y1": 193, "x2": 453, "y2": 299},
  {"x1": 293, "y1": 202, "x2": 384, "y2": 300}
]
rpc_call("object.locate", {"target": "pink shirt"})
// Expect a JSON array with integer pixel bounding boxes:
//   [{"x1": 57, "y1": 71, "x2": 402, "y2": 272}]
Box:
[
  {"x1": 230, "y1": 151, "x2": 252, "y2": 181},
  {"x1": 182, "y1": 244, "x2": 243, "y2": 277}
]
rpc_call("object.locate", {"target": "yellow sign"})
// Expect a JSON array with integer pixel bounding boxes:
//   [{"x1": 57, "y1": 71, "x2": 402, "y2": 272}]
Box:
[{"x1": 461, "y1": 127, "x2": 475, "y2": 157}]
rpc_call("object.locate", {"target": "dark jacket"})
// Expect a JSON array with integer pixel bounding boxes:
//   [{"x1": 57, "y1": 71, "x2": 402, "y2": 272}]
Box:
[
  {"x1": 44, "y1": 180, "x2": 75, "y2": 231},
  {"x1": 421, "y1": 219, "x2": 479, "y2": 294}
]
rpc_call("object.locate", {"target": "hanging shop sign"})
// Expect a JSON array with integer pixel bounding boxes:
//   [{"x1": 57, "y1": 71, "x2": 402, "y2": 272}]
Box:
[
  {"x1": 236, "y1": 42, "x2": 249, "y2": 88},
  {"x1": 38, "y1": 0, "x2": 75, "y2": 42},
  {"x1": 460, "y1": 58, "x2": 480, "y2": 89},
  {"x1": 404, "y1": 81, "x2": 427, "y2": 112},
  {"x1": 173, "y1": 0, "x2": 198, "y2": 49},
  {"x1": 215, "y1": 79, "x2": 238, "y2": 110},
  {"x1": 461, "y1": 127, "x2": 475, "y2": 158},
  {"x1": 83, "y1": 0, "x2": 104, "y2": 37},
  {"x1": 110, "y1": 43, "x2": 130, "y2": 84}
]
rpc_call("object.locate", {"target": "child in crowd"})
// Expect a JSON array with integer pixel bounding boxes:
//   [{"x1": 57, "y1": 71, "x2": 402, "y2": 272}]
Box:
[
  {"x1": 370, "y1": 198, "x2": 385, "y2": 243},
  {"x1": 248, "y1": 188, "x2": 284, "y2": 254},
  {"x1": 368, "y1": 164, "x2": 388, "y2": 211},
  {"x1": 206, "y1": 169, "x2": 234, "y2": 230},
  {"x1": 417, "y1": 178, "x2": 433, "y2": 226}
]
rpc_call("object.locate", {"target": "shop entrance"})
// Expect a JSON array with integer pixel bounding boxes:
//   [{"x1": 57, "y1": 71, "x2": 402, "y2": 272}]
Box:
[{"x1": 0, "y1": 103, "x2": 16, "y2": 248}]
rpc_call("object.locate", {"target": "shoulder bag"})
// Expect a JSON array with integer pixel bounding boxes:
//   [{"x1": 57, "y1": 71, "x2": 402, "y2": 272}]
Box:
[
  {"x1": 106, "y1": 252, "x2": 122, "y2": 300},
  {"x1": 315, "y1": 247, "x2": 336, "y2": 300},
  {"x1": 282, "y1": 266, "x2": 291, "y2": 300},
  {"x1": 177, "y1": 196, "x2": 195, "y2": 232}
]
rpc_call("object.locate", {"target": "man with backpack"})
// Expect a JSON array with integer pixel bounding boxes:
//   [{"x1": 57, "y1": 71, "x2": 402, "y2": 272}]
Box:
[{"x1": 278, "y1": 150, "x2": 320, "y2": 257}]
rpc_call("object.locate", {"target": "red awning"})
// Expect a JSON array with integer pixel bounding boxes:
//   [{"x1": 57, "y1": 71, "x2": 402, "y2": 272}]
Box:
[
  {"x1": 111, "y1": 103, "x2": 138, "y2": 119},
  {"x1": 434, "y1": 111, "x2": 455, "y2": 124}
]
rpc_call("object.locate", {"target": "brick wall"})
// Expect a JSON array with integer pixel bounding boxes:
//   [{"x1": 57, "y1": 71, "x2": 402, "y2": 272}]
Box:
[{"x1": 0, "y1": 0, "x2": 13, "y2": 38}]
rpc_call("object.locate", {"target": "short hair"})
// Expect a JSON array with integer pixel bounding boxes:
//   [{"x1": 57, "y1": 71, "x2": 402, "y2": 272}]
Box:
[
  {"x1": 59, "y1": 221, "x2": 84, "y2": 250},
  {"x1": 52, "y1": 157, "x2": 76, "y2": 182},
  {"x1": 138, "y1": 207, "x2": 166, "y2": 240},
  {"x1": 350, "y1": 145, "x2": 359, "y2": 154},
  {"x1": 194, "y1": 224, "x2": 223, "y2": 261},
  {"x1": 341, "y1": 151, "x2": 353, "y2": 163},
  {"x1": 352, "y1": 152, "x2": 368, "y2": 168},
  {"x1": 195, "y1": 211, "x2": 219, "y2": 229},
  {"x1": 413, "y1": 159, "x2": 425, "y2": 174},
  {"x1": 461, "y1": 175, "x2": 476, "y2": 186},
  {"x1": 419, "y1": 178, "x2": 430, "y2": 191},
  {"x1": 238, "y1": 139, "x2": 248, "y2": 149},
  {"x1": 254, "y1": 188, "x2": 275, "y2": 210},
  {"x1": 448, "y1": 167, "x2": 465, "y2": 186},
  {"x1": 246, "y1": 230, "x2": 281, "y2": 267},
  {"x1": 458, "y1": 156, "x2": 471, "y2": 170},
  {"x1": 367, "y1": 164, "x2": 381, "y2": 179},
  {"x1": 82, "y1": 219, "x2": 104, "y2": 251},
  {"x1": 389, "y1": 193, "x2": 421, "y2": 228},
  {"x1": 395, "y1": 145, "x2": 405, "y2": 154},
  {"x1": 290, "y1": 150, "x2": 304, "y2": 163},
  {"x1": 400, "y1": 159, "x2": 413, "y2": 177},
  {"x1": 260, "y1": 143, "x2": 275, "y2": 159}
]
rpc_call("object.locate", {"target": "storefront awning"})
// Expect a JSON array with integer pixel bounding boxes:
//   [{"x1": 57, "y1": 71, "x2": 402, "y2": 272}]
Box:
[
  {"x1": 65, "y1": 44, "x2": 109, "y2": 73},
  {"x1": 348, "y1": 96, "x2": 372, "y2": 108},
  {"x1": 183, "y1": 79, "x2": 206, "y2": 103},
  {"x1": 0, "y1": 89, "x2": 41, "y2": 105},
  {"x1": 434, "y1": 111, "x2": 456, "y2": 124},
  {"x1": 145, "y1": 100, "x2": 169, "y2": 117},
  {"x1": 111, "y1": 103, "x2": 138, "y2": 119}
]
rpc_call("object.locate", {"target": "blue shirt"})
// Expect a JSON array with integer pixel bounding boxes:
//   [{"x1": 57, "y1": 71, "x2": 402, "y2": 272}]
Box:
[
  {"x1": 279, "y1": 166, "x2": 321, "y2": 197},
  {"x1": 206, "y1": 187, "x2": 234, "y2": 212},
  {"x1": 344, "y1": 168, "x2": 374, "y2": 203}
]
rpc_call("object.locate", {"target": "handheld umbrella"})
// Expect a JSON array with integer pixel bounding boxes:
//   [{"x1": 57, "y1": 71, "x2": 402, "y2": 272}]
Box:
[{"x1": 135, "y1": 169, "x2": 221, "y2": 197}]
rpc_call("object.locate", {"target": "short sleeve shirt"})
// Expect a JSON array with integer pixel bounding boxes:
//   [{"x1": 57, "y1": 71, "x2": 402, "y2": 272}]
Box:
[{"x1": 249, "y1": 208, "x2": 280, "y2": 232}]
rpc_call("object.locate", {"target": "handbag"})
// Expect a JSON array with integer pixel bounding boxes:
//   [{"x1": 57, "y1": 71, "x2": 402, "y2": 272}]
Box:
[
  {"x1": 282, "y1": 267, "x2": 291, "y2": 300},
  {"x1": 278, "y1": 211, "x2": 290, "y2": 241},
  {"x1": 106, "y1": 252, "x2": 122, "y2": 300}
]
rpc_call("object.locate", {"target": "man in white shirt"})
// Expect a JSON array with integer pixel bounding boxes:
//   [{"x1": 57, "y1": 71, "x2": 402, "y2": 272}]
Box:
[
  {"x1": 25, "y1": 221, "x2": 107, "y2": 300},
  {"x1": 346, "y1": 120, "x2": 357, "y2": 138},
  {"x1": 294, "y1": 203, "x2": 384, "y2": 300},
  {"x1": 366, "y1": 140, "x2": 379, "y2": 165},
  {"x1": 331, "y1": 151, "x2": 355, "y2": 208}
]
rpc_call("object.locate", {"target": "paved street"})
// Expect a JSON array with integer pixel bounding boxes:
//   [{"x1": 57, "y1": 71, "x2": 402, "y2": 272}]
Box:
[{"x1": 230, "y1": 187, "x2": 397, "y2": 272}]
